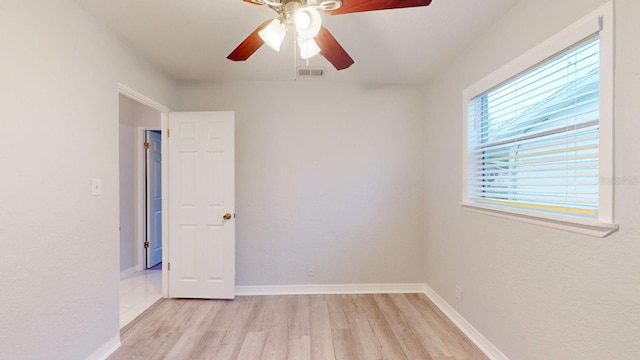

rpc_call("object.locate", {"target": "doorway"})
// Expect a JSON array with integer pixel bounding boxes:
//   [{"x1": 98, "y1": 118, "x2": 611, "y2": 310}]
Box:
[
  {"x1": 118, "y1": 93, "x2": 162, "y2": 274},
  {"x1": 118, "y1": 85, "x2": 169, "y2": 327}
]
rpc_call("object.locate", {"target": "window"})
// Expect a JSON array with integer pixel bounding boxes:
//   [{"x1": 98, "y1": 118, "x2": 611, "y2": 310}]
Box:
[
  {"x1": 462, "y1": 2, "x2": 617, "y2": 237},
  {"x1": 469, "y1": 38, "x2": 599, "y2": 217}
]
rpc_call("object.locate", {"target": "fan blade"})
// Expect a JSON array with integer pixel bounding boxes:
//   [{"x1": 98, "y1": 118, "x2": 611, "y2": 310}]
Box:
[
  {"x1": 227, "y1": 20, "x2": 271, "y2": 61},
  {"x1": 316, "y1": 26, "x2": 354, "y2": 71},
  {"x1": 328, "y1": 0, "x2": 432, "y2": 15}
]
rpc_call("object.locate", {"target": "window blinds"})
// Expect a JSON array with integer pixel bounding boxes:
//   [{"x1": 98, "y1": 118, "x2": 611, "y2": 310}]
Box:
[{"x1": 467, "y1": 35, "x2": 600, "y2": 218}]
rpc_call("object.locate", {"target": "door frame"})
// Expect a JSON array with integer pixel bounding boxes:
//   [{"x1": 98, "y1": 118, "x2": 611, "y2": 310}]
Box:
[
  {"x1": 140, "y1": 128, "x2": 162, "y2": 270},
  {"x1": 119, "y1": 84, "x2": 170, "y2": 298}
]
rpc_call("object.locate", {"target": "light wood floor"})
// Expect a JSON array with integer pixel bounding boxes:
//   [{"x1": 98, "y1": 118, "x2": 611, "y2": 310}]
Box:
[{"x1": 109, "y1": 293, "x2": 488, "y2": 360}]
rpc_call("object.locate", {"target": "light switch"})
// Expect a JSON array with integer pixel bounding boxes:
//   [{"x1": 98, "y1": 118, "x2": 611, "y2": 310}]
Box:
[{"x1": 91, "y1": 178, "x2": 102, "y2": 196}]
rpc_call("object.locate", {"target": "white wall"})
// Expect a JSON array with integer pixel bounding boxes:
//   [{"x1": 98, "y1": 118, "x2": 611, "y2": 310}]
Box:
[
  {"x1": 178, "y1": 81, "x2": 425, "y2": 286},
  {"x1": 423, "y1": 0, "x2": 640, "y2": 359},
  {"x1": 118, "y1": 94, "x2": 161, "y2": 273},
  {"x1": 0, "y1": 1, "x2": 176, "y2": 359}
]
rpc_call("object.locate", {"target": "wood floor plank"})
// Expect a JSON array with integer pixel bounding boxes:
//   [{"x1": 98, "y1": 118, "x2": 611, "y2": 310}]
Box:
[
  {"x1": 194, "y1": 300, "x2": 230, "y2": 331},
  {"x1": 341, "y1": 294, "x2": 384, "y2": 360},
  {"x1": 331, "y1": 328, "x2": 360, "y2": 360},
  {"x1": 118, "y1": 299, "x2": 186, "y2": 346},
  {"x1": 248, "y1": 295, "x2": 278, "y2": 332},
  {"x1": 237, "y1": 331, "x2": 267, "y2": 360},
  {"x1": 110, "y1": 293, "x2": 489, "y2": 360},
  {"x1": 287, "y1": 335, "x2": 311, "y2": 360},
  {"x1": 388, "y1": 293, "x2": 455, "y2": 359},
  {"x1": 163, "y1": 301, "x2": 217, "y2": 359},
  {"x1": 206, "y1": 298, "x2": 249, "y2": 332},
  {"x1": 288, "y1": 295, "x2": 311, "y2": 337},
  {"x1": 261, "y1": 296, "x2": 294, "y2": 360},
  {"x1": 373, "y1": 294, "x2": 435, "y2": 360},
  {"x1": 191, "y1": 331, "x2": 227, "y2": 360},
  {"x1": 211, "y1": 297, "x2": 261, "y2": 360},
  {"x1": 325, "y1": 294, "x2": 350, "y2": 330},
  {"x1": 405, "y1": 294, "x2": 488, "y2": 360},
  {"x1": 261, "y1": 328, "x2": 289, "y2": 360},
  {"x1": 112, "y1": 300, "x2": 204, "y2": 360},
  {"x1": 357, "y1": 294, "x2": 408, "y2": 360},
  {"x1": 147, "y1": 300, "x2": 209, "y2": 360},
  {"x1": 309, "y1": 295, "x2": 336, "y2": 360}
]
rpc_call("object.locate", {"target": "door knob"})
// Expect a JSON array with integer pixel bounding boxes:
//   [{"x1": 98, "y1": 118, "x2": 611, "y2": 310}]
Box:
[{"x1": 223, "y1": 213, "x2": 232, "y2": 220}]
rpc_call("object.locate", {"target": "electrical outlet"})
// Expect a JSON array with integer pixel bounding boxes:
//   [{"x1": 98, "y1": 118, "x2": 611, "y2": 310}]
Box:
[
  {"x1": 307, "y1": 266, "x2": 314, "y2": 277},
  {"x1": 456, "y1": 285, "x2": 462, "y2": 300}
]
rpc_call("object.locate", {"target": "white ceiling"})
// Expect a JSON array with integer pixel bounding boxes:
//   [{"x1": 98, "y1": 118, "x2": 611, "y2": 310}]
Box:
[{"x1": 75, "y1": 0, "x2": 518, "y2": 84}]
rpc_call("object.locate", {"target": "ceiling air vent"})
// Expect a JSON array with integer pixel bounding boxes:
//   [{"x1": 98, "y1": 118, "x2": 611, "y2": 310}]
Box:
[{"x1": 297, "y1": 67, "x2": 326, "y2": 78}]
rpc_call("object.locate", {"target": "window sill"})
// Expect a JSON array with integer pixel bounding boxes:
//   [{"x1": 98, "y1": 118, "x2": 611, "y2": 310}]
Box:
[{"x1": 460, "y1": 201, "x2": 619, "y2": 238}]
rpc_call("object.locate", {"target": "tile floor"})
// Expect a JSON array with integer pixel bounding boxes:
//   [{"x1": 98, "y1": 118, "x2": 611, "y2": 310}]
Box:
[{"x1": 119, "y1": 269, "x2": 162, "y2": 328}]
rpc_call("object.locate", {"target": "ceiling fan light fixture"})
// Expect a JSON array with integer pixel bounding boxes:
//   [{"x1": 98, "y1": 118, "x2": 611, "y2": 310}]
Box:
[
  {"x1": 297, "y1": 36, "x2": 321, "y2": 59},
  {"x1": 258, "y1": 19, "x2": 287, "y2": 52},
  {"x1": 319, "y1": 0, "x2": 342, "y2": 11},
  {"x1": 294, "y1": 7, "x2": 321, "y2": 39},
  {"x1": 232, "y1": 0, "x2": 434, "y2": 70},
  {"x1": 263, "y1": 0, "x2": 284, "y2": 6}
]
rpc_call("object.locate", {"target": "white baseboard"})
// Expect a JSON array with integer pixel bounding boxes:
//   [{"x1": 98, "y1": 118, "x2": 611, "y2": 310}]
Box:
[
  {"x1": 235, "y1": 283, "x2": 426, "y2": 296},
  {"x1": 120, "y1": 267, "x2": 136, "y2": 280},
  {"x1": 85, "y1": 334, "x2": 120, "y2": 360},
  {"x1": 423, "y1": 284, "x2": 510, "y2": 360}
]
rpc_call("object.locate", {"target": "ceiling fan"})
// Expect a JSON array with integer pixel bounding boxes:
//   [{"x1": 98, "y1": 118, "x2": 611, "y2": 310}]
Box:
[{"x1": 227, "y1": 0, "x2": 433, "y2": 70}]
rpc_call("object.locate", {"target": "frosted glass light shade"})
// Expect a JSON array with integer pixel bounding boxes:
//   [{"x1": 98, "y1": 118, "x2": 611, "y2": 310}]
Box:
[
  {"x1": 259, "y1": 19, "x2": 286, "y2": 52},
  {"x1": 320, "y1": 1, "x2": 342, "y2": 11},
  {"x1": 294, "y1": 7, "x2": 321, "y2": 39},
  {"x1": 298, "y1": 36, "x2": 321, "y2": 59}
]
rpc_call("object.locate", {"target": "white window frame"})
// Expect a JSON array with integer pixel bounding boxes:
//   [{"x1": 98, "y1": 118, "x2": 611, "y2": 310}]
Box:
[{"x1": 461, "y1": 2, "x2": 617, "y2": 237}]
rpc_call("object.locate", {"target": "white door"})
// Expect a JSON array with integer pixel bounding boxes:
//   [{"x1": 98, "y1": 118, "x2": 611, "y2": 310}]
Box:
[
  {"x1": 168, "y1": 111, "x2": 235, "y2": 299},
  {"x1": 145, "y1": 130, "x2": 163, "y2": 268}
]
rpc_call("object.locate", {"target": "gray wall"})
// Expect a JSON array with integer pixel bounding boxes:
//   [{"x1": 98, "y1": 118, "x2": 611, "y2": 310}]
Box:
[
  {"x1": 0, "y1": 1, "x2": 176, "y2": 359},
  {"x1": 3, "y1": 0, "x2": 639, "y2": 359},
  {"x1": 178, "y1": 81, "x2": 426, "y2": 286},
  {"x1": 423, "y1": 0, "x2": 640, "y2": 359}
]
